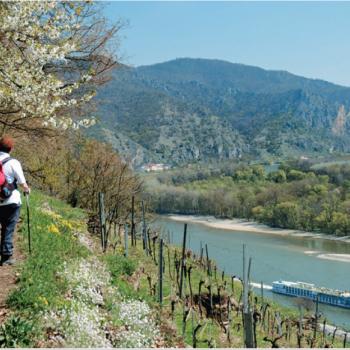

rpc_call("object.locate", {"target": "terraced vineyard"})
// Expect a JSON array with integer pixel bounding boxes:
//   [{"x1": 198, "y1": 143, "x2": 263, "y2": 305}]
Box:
[{"x1": 0, "y1": 191, "x2": 347, "y2": 347}]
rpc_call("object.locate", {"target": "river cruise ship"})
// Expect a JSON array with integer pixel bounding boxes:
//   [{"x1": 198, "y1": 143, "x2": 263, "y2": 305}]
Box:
[{"x1": 272, "y1": 280, "x2": 350, "y2": 309}]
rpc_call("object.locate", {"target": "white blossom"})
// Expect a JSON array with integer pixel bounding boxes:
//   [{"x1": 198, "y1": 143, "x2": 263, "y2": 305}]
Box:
[{"x1": 0, "y1": 1, "x2": 95, "y2": 130}]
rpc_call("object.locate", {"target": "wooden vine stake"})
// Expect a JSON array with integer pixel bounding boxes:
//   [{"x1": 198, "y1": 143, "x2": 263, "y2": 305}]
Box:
[
  {"x1": 131, "y1": 195, "x2": 135, "y2": 246},
  {"x1": 179, "y1": 223, "x2": 187, "y2": 298},
  {"x1": 98, "y1": 192, "x2": 107, "y2": 252},
  {"x1": 242, "y1": 244, "x2": 255, "y2": 348},
  {"x1": 158, "y1": 238, "x2": 164, "y2": 305},
  {"x1": 141, "y1": 200, "x2": 149, "y2": 255},
  {"x1": 147, "y1": 229, "x2": 152, "y2": 257},
  {"x1": 205, "y1": 243, "x2": 211, "y2": 276},
  {"x1": 124, "y1": 224, "x2": 129, "y2": 257}
]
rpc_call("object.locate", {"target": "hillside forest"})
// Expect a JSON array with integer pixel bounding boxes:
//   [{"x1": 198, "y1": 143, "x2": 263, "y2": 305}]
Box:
[{"x1": 146, "y1": 159, "x2": 350, "y2": 236}]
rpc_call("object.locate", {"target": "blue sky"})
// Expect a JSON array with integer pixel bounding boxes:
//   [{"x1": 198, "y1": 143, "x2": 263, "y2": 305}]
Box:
[{"x1": 102, "y1": 1, "x2": 350, "y2": 86}]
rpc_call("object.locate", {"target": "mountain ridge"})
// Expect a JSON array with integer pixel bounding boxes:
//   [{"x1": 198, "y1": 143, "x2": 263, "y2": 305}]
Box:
[
  {"x1": 89, "y1": 58, "x2": 350, "y2": 167},
  {"x1": 138, "y1": 58, "x2": 350, "y2": 89}
]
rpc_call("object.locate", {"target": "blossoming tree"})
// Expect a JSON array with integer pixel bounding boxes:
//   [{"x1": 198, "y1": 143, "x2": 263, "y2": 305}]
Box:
[{"x1": 0, "y1": 1, "x2": 121, "y2": 136}]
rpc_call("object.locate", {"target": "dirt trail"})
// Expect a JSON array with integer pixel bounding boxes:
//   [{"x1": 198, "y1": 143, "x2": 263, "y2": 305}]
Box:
[{"x1": 0, "y1": 232, "x2": 24, "y2": 323}]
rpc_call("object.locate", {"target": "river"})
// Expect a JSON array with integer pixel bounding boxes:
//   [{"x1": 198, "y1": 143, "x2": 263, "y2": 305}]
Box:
[{"x1": 153, "y1": 216, "x2": 350, "y2": 329}]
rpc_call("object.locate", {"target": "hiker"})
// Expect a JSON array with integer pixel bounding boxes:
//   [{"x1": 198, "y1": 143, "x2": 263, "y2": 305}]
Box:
[{"x1": 0, "y1": 136, "x2": 30, "y2": 266}]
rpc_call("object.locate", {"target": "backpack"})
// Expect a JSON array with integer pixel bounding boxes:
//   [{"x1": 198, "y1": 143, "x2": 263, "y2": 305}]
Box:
[{"x1": 0, "y1": 157, "x2": 16, "y2": 201}]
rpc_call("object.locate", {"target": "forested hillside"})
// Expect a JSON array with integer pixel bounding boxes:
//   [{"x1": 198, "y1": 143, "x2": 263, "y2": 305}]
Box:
[{"x1": 90, "y1": 58, "x2": 350, "y2": 166}]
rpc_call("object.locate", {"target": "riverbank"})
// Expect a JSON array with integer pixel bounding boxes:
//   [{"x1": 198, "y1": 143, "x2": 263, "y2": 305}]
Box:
[
  {"x1": 156, "y1": 214, "x2": 350, "y2": 330},
  {"x1": 166, "y1": 214, "x2": 350, "y2": 245}
]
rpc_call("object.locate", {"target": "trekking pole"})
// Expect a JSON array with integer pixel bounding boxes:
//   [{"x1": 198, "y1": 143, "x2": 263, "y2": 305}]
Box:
[{"x1": 24, "y1": 193, "x2": 31, "y2": 254}]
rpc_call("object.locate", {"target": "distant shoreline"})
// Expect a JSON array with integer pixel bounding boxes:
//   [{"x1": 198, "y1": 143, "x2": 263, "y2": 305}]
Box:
[{"x1": 165, "y1": 214, "x2": 350, "y2": 245}]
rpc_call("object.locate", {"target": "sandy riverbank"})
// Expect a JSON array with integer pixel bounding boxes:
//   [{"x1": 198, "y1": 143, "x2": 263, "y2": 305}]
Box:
[
  {"x1": 166, "y1": 215, "x2": 350, "y2": 263},
  {"x1": 166, "y1": 214, "x2": 350, "y2": 244}
]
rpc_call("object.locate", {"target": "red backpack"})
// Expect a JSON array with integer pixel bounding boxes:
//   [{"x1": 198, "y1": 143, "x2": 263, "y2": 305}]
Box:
[{"x1": 0, "y1": 157, "x2": 15, "y2": 201}]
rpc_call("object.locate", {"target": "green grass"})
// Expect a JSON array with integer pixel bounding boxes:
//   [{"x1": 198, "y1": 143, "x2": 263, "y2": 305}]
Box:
[
  {"x1": 8, "y1": 191, "x2": 89, "y2": 312},
  {"x1": 108, "y1": 239, "x2": 346, "y2": 348},
  {"x1": 2, "y1": 191, "x2": 91, "y2": 347},
  {"x1": 1, "y1": 190, "x2": 346, "y2": 348}
]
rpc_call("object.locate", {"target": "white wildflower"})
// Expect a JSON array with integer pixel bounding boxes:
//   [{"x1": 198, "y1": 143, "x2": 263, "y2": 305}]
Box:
[
  {"x1": 113, "y1": 299, "x2": 160, "y2": 348},
  {"x1": 44, "y1": 301, "x2": 112, "y2": 348},
  {"x1": 60, "y1": 257, "x2": 110, "y2": 305}
]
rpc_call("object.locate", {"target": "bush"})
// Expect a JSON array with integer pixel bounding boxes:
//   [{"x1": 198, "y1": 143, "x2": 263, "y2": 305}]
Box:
[
  {"x1": 0, "y1": 316, "x2": 37, "y2": 348},
  {"x1": 104, "y1": 255, "x2": 136, "y2": 279}
]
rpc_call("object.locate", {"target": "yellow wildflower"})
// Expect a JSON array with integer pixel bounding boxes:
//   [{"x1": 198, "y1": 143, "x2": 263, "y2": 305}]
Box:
[
  {"x1": 38, "y1": 296, "x2": 48, "y2": 305},
  {"x1": 48, "y1": 224, "x2": 60, "y2": 235},
  {"x1": 60, "y1": 219, "x2": 73, "y2": 231}
]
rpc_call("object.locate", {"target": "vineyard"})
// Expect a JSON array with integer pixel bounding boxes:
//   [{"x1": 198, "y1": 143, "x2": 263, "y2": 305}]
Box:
[
  {"x1": 0, "y1": 190, "x2": 347, "y2": 348},
  {"x1": 111, "y1": 225, "x2": 348, "y2": 348}
]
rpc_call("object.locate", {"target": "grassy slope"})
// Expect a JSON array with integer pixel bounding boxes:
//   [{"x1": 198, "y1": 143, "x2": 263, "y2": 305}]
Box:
[
  {"x1": 2, "y1": 191, "x2": 163, "y2": 347},
  {"x1": 1, "y1": 191, "x2": 345, "y2": 348},
  {"x1": 121, "y1": 242, "x2": 345, "y2": 348},
  {"x1": 8, "y1": 191, "x2": 89, "y2": 312}
]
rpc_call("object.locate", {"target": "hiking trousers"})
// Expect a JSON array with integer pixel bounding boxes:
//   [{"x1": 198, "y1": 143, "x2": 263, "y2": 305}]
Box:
[{"x1": 0, "y1": 204, "x2": 21, "y2": 257}]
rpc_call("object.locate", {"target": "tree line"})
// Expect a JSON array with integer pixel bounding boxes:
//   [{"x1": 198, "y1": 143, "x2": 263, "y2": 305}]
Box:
[{"x1": 146, "y1": 162, "x2": 350, "y2": 236}]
